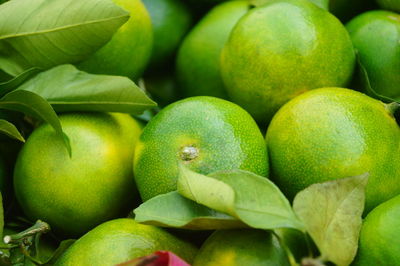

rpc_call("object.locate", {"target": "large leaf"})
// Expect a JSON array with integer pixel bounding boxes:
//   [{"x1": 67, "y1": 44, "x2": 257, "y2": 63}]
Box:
[
  {"x1": 0, "y1": 0, "x2": 129, "y2": 72},
  {"x1": 134, "y1": 191, "x2": 246, "y2": 230},
  {"x1": 0, "y1": 119, "x2": 24, "y2": 142},
  {"x1": 293, "y1": 174, "x2": 368, "y2": 266},
  {"x1": 16, "y1": 65, "x2": 156, "y2": 114},
  {"x1": 177, "y1": 167, "x2": 305, "y2": 231},
  {"x1": 0, "y1": 90, "x2": 70, "y2": 154},
  {"x1": 0, "y1": 67, "x2": 40, "y2": 97}
]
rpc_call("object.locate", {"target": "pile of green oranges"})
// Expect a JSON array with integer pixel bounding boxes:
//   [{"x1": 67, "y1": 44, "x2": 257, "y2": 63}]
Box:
[{"x1": 2, "y1": 0, "x2": 400, "y2": 265}]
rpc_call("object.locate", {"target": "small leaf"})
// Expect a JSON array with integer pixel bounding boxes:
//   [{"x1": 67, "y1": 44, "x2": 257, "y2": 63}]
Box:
[
  {"x1": 17, "y1": 65, "x2": 156, "y2": 114},
  {"x1": 0, "y1": 67, "x2": 40, "y2": 97},
  {"x1": 293, "y1": 174, "x2": 368, "y2": 266},
  {"x1": 0, "y1": 119, "x2": 24, "y2": 142},
  {"x1": 177, "y1": 167, "x2": 305, "y2": 231},
  {"x1": 118, "y1": 251, "x2": 190, "y2": 266},
  {"x1": 0, "y1": 0, "x2": 129, "y2": 71},
  {"x1": 134, "y1": 191, "x2": 247, "y2": 230},
  {"x1": 0, "y1": 90, "x2": 70, "y2": 154}
]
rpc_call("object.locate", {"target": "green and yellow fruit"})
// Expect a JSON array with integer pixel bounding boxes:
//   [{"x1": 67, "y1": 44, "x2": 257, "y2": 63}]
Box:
[
  {"x1": 176, "y1": 1, "x2": 249, "y2": 99},
  {"x1": 78, "y1": 0, "x2": 153, "y2": 80},
  {"x1": 221, "y1": 0, "x2": 355, "y2": 123},
  {"x1": 55, "y1": 218, "x2": 198, "y2": 266},
  {"x1": 193, "y1": 229, "x2": 290, "y2": 266},
  {"x1": 346, "y1": 10, "x2": 400, "y2": 99},
  {"x1": 353, "y1": 194, "x2": 400, "y2": 265},
  {"x1": 14, "y1": 113, "x2": 142, "y2": 237},
  {"x1": 266, "y1": 88, "x2": 400, "y2": 212},
  {"x1": 134, "y1": 96, "x2": 268, "y2": 201}
]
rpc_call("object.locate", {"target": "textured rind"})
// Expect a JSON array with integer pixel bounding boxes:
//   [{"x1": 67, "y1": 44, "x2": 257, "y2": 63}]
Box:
[
  {"x1": 55, "y1": 218, "x2": 198, "y2": 266},
  {"x1": 266, "y1": 88, "x2": 400, "y2": 213},
  {"x1": 221, "y1": 0, "x2": 355, "y2": 123},
  {"x1": 353, "y1": 194, "x2": 400, "y2": 265},
  {"x1": 193, "y1": 229, "x2": 290, "y2": 266},
  {"x1": 134, "y1": 96, "x2": 269, "y2": 201},
  {"x1": 14, "y1": 113, "x2": 142, "y2": 237}
]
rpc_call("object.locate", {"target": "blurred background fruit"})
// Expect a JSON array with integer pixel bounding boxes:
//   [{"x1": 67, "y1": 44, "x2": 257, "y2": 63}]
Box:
[
  {"x1": 221, "y1": 0, "x2": 355, "y2": 124},
  {"x1": 143, "y1": 0, "x2": 192, "y2": 71},
  {"x1": 14, "y1": 113, "x2": 142, "y2": 237},
  {"x1": 346, "y1": 10, "x2": 400, "y2": 99},
  {"x1": 353, "y1": 194, "x2": 400, "y2": 265},
  {"x1": 266, "y1": 88, "x2": 400, "y2": 213},
  {"x1": 176, "y1": 1, "x2": 249, "y2": 99},
  {"x1": 134, "y1": 96, "x2": 268, "y2": 201},
  {"x1": 78, "y1": 0, "x2": 153, "y2": 80},
  {"x1": 193, "y1": 229, "x2": 290, "y2": 266},
  {"x1": 55, "y1": 218, "x2": 198, "y2": 265}
]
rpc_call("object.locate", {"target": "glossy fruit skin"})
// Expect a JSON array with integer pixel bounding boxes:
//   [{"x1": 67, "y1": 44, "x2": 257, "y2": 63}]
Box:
[
  {"x1": 14, "y1": 113, "x2": 142, "y2": 237},
  {"x1": 377, "y1": 0, "x2": 400, "y2": 12},
  {"x1": 266, "y1": 88, "x2": 400, "y2": 213},
  {"x1": 143, "y1": 0, "x2": 192, "y2": 69},
  {"x1": 221, "y1": 0, "x2": 355, "y2": 123},
  {"x1": 134, "y1": 96, "x2": 268, "y2": 201},
  {"x1": 346, "y1": 11, "x2": 400, "y2": 99},
  {"x1": 78, "y1": 0, "x2": 153, "y2": 80},
  {"x1": 176, "y1": 1, "x2": 249, "y2": 99},
  {"x1": 193, "y1": 229, "x2": 290, "y2": 266},
  {"x1": 55, "y1": 218, "x2": 197, "y2": 266},
  {"x1": 353, "y1": 195, "x2": 400, "y2": 265}
]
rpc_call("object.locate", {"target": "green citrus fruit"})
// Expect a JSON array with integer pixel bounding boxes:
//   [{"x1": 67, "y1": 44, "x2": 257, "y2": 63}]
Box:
[
  {"x1": 14, "y1": 113, "x2": 142, "y2": 237},
  {"x1": 134, "y1": 96, "x2": 268, "y2": 201},
  {"x1": 143, "y1": 0, "x2": 192, "y2": 69},
  {"x1": 221, "y1": 0, "x2": 355, "y2": 123},
  {"x1": 193, "y1": 229, "x2": 290, "y2": 266},
  {"x1": 346, "y1": 10, "x2": 400, "y2": 99},
  {"x1": 176, "y1": 1, "x2": 249, "y2": 99},
  {"x1": 377, "y1": 0, "x2": 400, "y2": 12},
  {"x1": 55, "y1": 218, "x2": 198, "y2": 266},
  {"x1": 353, "y1": 194, "x2": 400, "y2": 265},
  {"x1": 266, "y1": 88, "x2": 400, "y2": 212},
  {"x1": 78, "y1": 0, "x2": 153, "y2": 80}
]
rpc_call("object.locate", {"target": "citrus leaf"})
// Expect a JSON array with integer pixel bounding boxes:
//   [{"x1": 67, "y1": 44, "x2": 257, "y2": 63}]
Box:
[
  {"x1": 0, "y1": 0, "x2": 129, "y2": 72},
  {"x1": 0, "y1": 119, "x2": 24, "y2": 142},
  {"x1": 0, "y1": 67, "x2": 40, "y2": 97},
  {"x1": 177, "y1": 167, "x2": 305, "y2": 231},
  {"x1": 134, "y1": 191, "x2": 247, "y2": 230},
  {"x1": 293, "y1": 174, "x2": 368, "y2": 266},
  {"x1": 16, "y1": 65, "x2": 156, "y2": 114},
  {"x1": 0, "y1": 90, "x2": 70, "y2": 154}
]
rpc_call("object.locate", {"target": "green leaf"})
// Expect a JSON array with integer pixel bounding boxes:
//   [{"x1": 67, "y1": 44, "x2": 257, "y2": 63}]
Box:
[
  {"x1": 0, "y1": 0, "x2": 129, "y2": 72},
  {"x1": 0, "y1": 67, "x2": 40, "y2": 97},
  {"x1": 177, "y1": 167, "x2": 305, "y2": 231},
  {"x1": 0, "y1": 119, "x2": 24, "y2": 142},
  {"x1": 16, "y1": 65, "x2": 156, "y2": 114},
  {"x1": 293, "y1": 174, "x2": 368, "y2": 266},
  {"x1": 0, "y1": 90, "x2": 70, "y2": 154},
  {"x1": 134, "y1": 191, "x2": 247, "y2": 230}
]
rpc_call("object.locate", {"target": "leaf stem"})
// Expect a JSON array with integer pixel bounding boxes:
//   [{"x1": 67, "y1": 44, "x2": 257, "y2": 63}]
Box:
[{"x1": 3, "y1": 220, "x2": 50, "y2": 245}]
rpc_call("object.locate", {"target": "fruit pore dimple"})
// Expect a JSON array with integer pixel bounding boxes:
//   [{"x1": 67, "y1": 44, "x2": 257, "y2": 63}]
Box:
[{"x1": 180, "y1": 145, "x2": 199, "y2": 161}]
